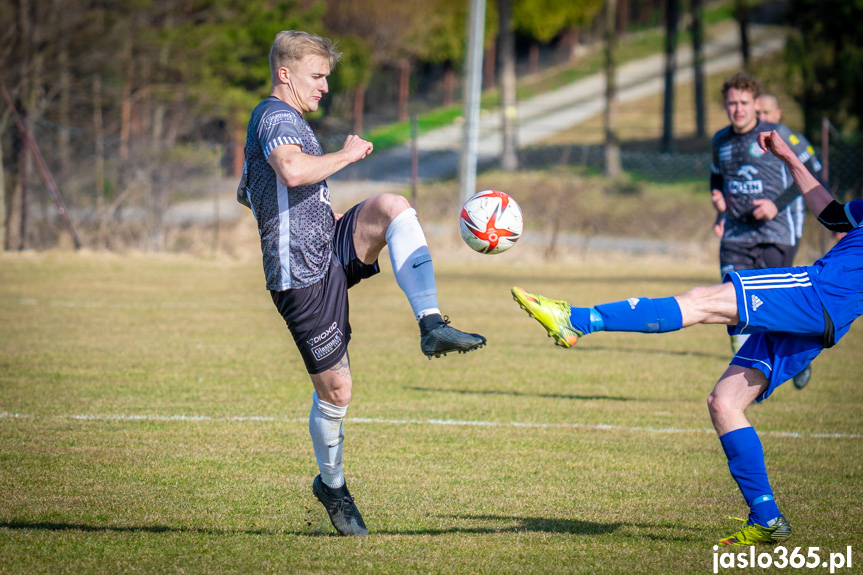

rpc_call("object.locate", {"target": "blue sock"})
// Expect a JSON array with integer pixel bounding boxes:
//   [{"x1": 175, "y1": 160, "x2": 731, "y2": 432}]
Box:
[
  {"x1": 569, "y1": 307, "x2": 604, "y2": 334},
  {"x1": 719, "y1": 427, "x2": 782, "y2": 526},
  {"x1": 570, "y1": 297, "x2": 683, "y2": 334}
]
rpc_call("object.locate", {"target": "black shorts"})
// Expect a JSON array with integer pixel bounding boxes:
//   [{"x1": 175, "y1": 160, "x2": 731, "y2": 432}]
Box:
[
  {"x1": 719, "y1": 242, "x2": 796, "y2": 278},
  {"x1": 270, "y1": 202, "x2": 380, "y2": 374}
]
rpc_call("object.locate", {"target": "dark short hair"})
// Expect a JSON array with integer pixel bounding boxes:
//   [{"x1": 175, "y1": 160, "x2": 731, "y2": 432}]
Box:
[{"x1": 721, "y1": 72, "x2": 762, "y2": 101}]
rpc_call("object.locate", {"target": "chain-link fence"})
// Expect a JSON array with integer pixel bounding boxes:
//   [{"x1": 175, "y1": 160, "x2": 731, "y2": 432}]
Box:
[
  {"x1": 517, "y1": 130, "x2": 863, "y2": 199},
  {"x1": 2, "y1": 112, "x2": 861, "y2": 252}
]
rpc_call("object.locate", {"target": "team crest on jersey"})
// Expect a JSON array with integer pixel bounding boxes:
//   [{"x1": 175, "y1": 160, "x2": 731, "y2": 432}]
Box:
[
  {"x1": 319, "y1": 184, "x2": 331, "y2": 206},
  {"x1": 736, "y1": 165, "x2": 759, "y2": 180},
  {"x1": 748, "y1": 141, "x2": 765, "y2": 158}
]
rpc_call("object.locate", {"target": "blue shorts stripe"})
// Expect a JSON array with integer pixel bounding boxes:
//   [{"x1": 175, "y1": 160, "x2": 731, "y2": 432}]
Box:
[{"x1": 725, "y1": 267, "x2": 824, "y2": 337}]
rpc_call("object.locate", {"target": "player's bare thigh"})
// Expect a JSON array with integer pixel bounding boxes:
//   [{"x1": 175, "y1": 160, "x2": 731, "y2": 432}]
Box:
[
  {"x1": 352, "y1": 193, "x2": 413, "y2": 264},
  {"x1": 310, "y1": 352, "x2": 352, "y2": 407},
  {"x1": 675, "y1": 282, "x2": 739, "y2": 327}
]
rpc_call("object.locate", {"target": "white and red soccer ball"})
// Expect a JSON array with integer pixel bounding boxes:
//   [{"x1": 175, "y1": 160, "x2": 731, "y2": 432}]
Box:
[{"x1": 459, "y1": 190, "x2": 523, "y2": 254}]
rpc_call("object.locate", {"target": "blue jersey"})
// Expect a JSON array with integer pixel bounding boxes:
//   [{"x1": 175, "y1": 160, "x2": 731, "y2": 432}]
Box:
[
  {"x1": 238, "y1": 97, "x2": 334, "y2": 291},
  {"x1": 726, "y1": 199, "x2": 863, "y2": 400},
  {"x1": 809, "y1": 201, "x2": 863, "y2": 341}
]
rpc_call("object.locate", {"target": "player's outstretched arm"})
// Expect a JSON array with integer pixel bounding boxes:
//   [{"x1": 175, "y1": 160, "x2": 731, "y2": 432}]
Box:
[
  {"x1": 268, "y1": 135, "x2": 373, "y2": 188},
  {"x1": 757, "y1": 130, "x2": 833, "y2": 217}
]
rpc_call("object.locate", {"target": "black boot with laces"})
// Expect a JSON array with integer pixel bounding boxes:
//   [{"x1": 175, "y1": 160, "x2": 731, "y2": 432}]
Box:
[
  {"x1": 312, "y1": 475, "x2": 368, "y2": 536},
  {"x1": 419, "y1": 313, "x2": 486, "y2": 359}
]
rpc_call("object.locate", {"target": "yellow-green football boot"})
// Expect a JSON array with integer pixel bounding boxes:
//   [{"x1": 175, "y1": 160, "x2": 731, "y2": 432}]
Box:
[
  {"x1": 511, "y1": 287, "x2": 582, "y2": 348},
  {"x1": 718, "y1": 515, "x2": 792, "y2": 546}
]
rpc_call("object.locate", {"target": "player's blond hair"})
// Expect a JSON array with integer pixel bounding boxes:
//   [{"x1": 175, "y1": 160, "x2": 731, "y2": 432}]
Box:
[
  {"x1": 269, "y1": 31, "x2": 340, "y2": 82},
  {"x1": 721, "y1": 72, "x2": 762, "y2": 101}
]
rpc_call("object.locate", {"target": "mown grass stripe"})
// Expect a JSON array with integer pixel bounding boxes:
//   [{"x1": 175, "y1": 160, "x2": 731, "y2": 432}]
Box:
[{"x1": 2, "y1": 411, "x2": 861, "y2": 439}]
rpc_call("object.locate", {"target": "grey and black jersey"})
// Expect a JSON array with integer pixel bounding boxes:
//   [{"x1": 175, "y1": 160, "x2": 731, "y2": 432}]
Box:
[
  {"x1": 238, "y1": 97, "x2": 334, "y2": 291},
  {"x1": 711, "y1": 120, "x2": 799, "y2": 247},
  {"x1": 785, "y1": 130, "x2": 824, "y2": 239}
]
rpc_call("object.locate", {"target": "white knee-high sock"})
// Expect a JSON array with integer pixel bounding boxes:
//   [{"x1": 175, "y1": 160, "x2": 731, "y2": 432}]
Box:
[
  {"x1": 385, "y1": 208, "x2": 440, "y2": 320},
  {"x1": 309, "y1": 392, "x2": 347, "y2": 489}
]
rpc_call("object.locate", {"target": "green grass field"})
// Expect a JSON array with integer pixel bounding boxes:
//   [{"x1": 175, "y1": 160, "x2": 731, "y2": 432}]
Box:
[{"x1": 1, "y1": 247, "x2": 862, "y2": 574}]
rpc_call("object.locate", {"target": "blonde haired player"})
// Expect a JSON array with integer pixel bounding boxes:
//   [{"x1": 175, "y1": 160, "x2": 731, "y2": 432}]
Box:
[{"x1": 238, "y1": 30, "x2": 485, "y2": 536}]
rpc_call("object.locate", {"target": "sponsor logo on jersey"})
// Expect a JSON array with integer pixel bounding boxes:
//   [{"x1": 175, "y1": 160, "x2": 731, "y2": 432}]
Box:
[
  {"x1": 748, "y1": 141, "x2": 765, "y2": 158},
  {"x1": 627, "y1": 297, "x2": 640, "y2": 309},
  {"x1": 789, "y1": 134, "x2": 800, "y2": 146},
  {"x1": 730, "y1": 165, "x2": 763, "y2": 194},
  {"x1": 264, "y1": 111, "x2": 296, "y2": 128},
  {"x1": 751, "y1": 295, "x2": 763, "y2": 312},
  {"x1": 308, "y1": 322, "x2": 344, "y2": 361},
  {"x1": 729, "y1": 180, "x2": 764, "y2": 194}
]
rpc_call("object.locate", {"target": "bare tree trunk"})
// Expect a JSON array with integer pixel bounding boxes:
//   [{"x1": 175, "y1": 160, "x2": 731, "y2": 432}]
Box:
[
  {"x1": 497, "y1": 0, "x2": 518, "y2": 171},
  {"x1": 19, "y1": 115, "x2": 29, "y2": 250},
  {"x1": 6, "y1": 132, "x2": 22, "y2": 251},
  {"x1": 442, "y1": 62, "x2": 454, "y2": 107},
  {"x1": 232, "y1": 122, "x2": 245, "y2": 179},
  {"x1": 93, "y1": 74, "x2": 107, "y2": 247},
  {"x1": 353, "y1": 84, "x2": 365, "y2": 134},
  {"x1": 661, "y1": 0, "x2": 679, "y2": 154},
  {"x1": 166, "y1": 91, "x2": 181, "y2": 149},
  {"x1": 560, "y1": 28, "x2": 580, "y2": 63},
  {"x1": 119, "y1": 30, "x2": 133, "y2": 162},
  {"x1": 398, "y1": 58, "x2": 410, "y2": 123},
  {"x1": 604, "y1": 0, "x2": 621, "y2": 177},
  {"x1": 58, "y1": 32, "x2": 71, "y2": 175},
  {"x1": 7, "y1": 0, "x2": 32, "y2": 249},
  {"x1": 151, "y1": 16, "x2": 174, "y2": 252},
  {"x1": 25, "y1": 20, "x2": 44, "y2": 249},
  {"x1": 117, "y1": 25, "x2": 133, "y2": 222},
  {"x1": 735, "y1": 0, "x2": 751, "y2": 70},
  {"x1": 0, "y1": 145, "x2": 5, "y2": 251},
  {"x1": 691, "y1": 0, "x2": 706, "y2": 138},
  {"x1": 528, "y1": 42, "x2": 539, "y2": 75},
  {"x1": 483, "y1": 42, "x2": 495, "y2": 90},
  {"x1": 617, "y1": 0, "x2": 628, "y2": 33}
]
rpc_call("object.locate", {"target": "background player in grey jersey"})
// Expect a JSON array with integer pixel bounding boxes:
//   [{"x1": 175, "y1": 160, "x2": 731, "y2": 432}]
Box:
[
  {"x1": 238, "y1": 30, "x2": 486, "y2": 536},
  {"x1": 709, "y1": 74, "x2": 806, "y2": 359},
  {"x1": 757, "y1": 93, "x2": 825, "y2": 258}
]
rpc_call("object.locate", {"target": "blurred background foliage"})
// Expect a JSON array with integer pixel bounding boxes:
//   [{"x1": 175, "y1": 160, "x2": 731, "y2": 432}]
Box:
[{"x1": 1, "y1": 0, "x2": 862, "y2": 252}]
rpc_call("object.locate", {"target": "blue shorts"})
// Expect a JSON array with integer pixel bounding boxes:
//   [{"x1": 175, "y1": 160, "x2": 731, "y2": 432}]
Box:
[{"x1": 724, "y1": 267, "x2": 827, "y2": 402}]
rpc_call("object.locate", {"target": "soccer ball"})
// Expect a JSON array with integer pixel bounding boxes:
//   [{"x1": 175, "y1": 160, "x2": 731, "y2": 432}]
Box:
[{"x1": 459, "y1": 190, "x2": 523, "y2": 254}]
